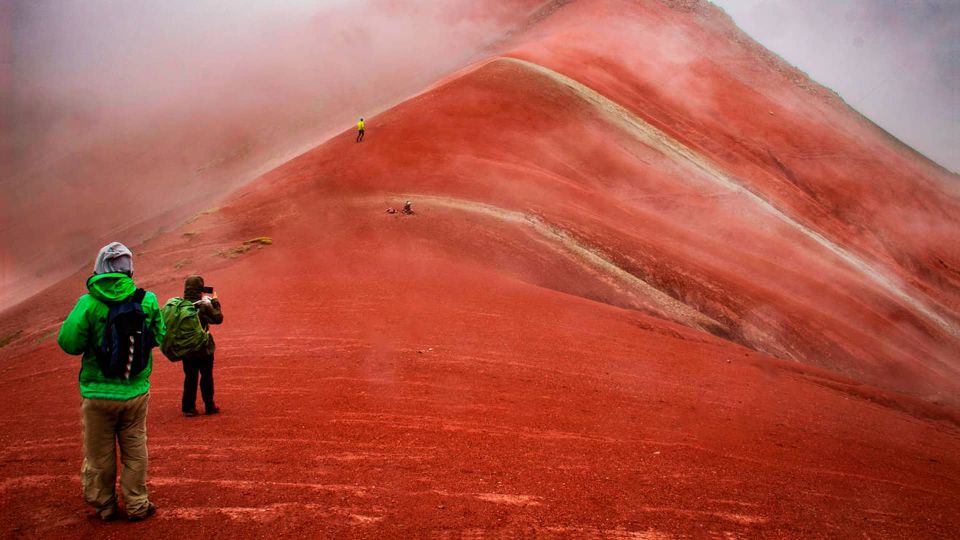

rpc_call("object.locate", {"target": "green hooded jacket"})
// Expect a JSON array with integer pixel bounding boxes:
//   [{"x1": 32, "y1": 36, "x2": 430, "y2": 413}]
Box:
[{"x1": 57, "y1": 273, "x2": 166, "y2": 400}]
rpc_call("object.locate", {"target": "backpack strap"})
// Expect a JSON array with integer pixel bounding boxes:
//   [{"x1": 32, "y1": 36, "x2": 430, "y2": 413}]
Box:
[{"x1": 132, "y1": 288, "x2": 146, "y2": 303}]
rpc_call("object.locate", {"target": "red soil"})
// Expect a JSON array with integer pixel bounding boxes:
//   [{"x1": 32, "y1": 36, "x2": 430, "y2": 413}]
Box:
[
  {"x1": 1, "y1": 0, "x2": 959, "y2": 537},
  {"x1": 0, "y1": 0, "x2": 544, "y2": 308}
]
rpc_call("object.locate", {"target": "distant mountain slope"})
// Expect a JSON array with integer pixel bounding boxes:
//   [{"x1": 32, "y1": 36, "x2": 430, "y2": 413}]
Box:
[{"x1": 0, "y1": 0, "x2": 544, "y2": 307}]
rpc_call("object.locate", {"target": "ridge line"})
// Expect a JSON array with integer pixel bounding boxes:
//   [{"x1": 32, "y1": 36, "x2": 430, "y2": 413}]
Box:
[{"x1": 498, "y1": 56, "x2": 959, "y2": 339}]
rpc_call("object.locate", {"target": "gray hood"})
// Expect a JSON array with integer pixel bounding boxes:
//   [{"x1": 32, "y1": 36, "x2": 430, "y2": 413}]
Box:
[{"x1": 93, "y1": 242, "x2": 133, "y2": 276}]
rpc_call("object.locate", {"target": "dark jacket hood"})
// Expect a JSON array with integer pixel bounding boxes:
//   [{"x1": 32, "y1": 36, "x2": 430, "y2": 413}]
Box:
[{"x1": 184, "y1": 275, "x2": 205, "y2": 301}]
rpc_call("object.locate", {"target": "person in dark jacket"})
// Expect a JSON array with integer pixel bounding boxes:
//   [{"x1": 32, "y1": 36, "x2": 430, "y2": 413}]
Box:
[{"x1": 181, "y1": 275, "x2": 223, "y2": 417}]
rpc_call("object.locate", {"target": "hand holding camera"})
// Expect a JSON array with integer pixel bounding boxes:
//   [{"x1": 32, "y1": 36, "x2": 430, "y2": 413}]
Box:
[{"x1": 194, "y1": 286, "x2": 216, "y2": 306}]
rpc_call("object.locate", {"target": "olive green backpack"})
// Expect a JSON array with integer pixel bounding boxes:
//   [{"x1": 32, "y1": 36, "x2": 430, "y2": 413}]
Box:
[{"x1": 160, "y1": 297, "x2": 208, "y2": 360}]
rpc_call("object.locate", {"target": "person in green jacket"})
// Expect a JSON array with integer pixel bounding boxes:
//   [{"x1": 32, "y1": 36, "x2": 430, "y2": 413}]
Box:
[{"x1": 57, "y1": 242, "x2": 165, "y2": 522}]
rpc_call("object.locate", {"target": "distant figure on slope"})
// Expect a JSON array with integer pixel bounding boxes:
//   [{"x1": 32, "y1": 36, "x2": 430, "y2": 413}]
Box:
[
  {"x1": 57, "y1": 242, "x2": 164, "y2": 522},
  {"x1": 177, "y1": 275, "x2": 224, "y2": 417},
  {"x1": 357, "y1": 117, "x2": 365, "y2": 142}
]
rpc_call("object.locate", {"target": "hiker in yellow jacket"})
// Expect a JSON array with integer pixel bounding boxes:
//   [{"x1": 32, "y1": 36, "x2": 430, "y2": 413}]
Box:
[{"x1": 356, "y1": 117, "x2": 365, "y2": 142}]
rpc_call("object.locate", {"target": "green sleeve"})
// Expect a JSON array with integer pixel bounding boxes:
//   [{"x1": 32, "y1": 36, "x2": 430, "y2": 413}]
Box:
[
  {"x1": 145, "y1": 292, "x2": 166, "y2": 348},
  {"x1": 58, "y1": 297, "x2": 91, "y2": 355}
]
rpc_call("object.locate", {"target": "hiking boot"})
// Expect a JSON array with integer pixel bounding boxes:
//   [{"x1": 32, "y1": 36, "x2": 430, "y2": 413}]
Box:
[
  {"x1": 183, "y1": 409, "x2": 200, "y2": 417},
  {"x1": 96, "y1": 504, "x2": 120, "y2": 522},
  {"x1": 205, "y1": 404, "x2": 220, "y2": 415},
  {"x1": 128, "y1": 502, "x2": 156, "y2": 522}
]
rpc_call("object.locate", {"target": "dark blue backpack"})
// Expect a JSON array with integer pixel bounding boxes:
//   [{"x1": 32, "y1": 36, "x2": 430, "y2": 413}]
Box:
[{"x1": 96, "y1": 288, "x2": 155, "y2": 380}]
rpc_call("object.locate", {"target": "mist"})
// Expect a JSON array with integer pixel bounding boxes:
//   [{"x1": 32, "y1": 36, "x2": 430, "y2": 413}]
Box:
[
  {"x1": 709, "y1": 0, "x2": 960, "y2": 173},
  {"x1": 4, "y1": 0, "x2": 957, "y2": 309},
  {"x1": 1, "y1": 0, "x2": 535, "y2": 307}
]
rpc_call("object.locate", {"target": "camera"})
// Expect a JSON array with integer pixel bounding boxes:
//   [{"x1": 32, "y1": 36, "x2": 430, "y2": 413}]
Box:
[{"x1": 202, "y1": 286, "x2": 214, "y2": 294}]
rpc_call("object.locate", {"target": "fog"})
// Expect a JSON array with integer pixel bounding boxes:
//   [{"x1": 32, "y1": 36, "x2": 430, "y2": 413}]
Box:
[
  {"x1": 710, "y1": 0, "x2": 960, "y2": 173},
  {"x1": 3, "y1": 0, "x2": 957, "y2": 308},
  {"x1": 1, "y1": 0, "x2": 533, "y2": 307}
]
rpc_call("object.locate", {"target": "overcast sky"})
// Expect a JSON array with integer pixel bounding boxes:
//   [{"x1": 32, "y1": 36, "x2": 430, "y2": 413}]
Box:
[{"x1": 710, "y1": 0, "x2": 959, "y2": 173}]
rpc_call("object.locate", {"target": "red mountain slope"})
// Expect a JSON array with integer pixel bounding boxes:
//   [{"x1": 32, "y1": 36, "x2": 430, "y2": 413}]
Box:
[
  {"x1": 0, "y1": 0, "x2": 958, "y2": 537},
  {"x1": 0, "y1": 0, "x2": 544, "y2": 308}
]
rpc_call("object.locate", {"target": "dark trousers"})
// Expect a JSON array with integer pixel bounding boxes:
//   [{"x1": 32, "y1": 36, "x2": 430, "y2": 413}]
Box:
[
  {"x1": 182, "y1": 353, "x2": 215, "y2": 412},
  {"x1": 356, "y1": 129, "x2": 364, "y2": 142}
]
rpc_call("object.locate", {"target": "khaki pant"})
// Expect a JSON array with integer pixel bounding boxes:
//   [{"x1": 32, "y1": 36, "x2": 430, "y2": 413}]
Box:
[{"x1": 80, "y1": 392, "x2": 150, "y2": 517}]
